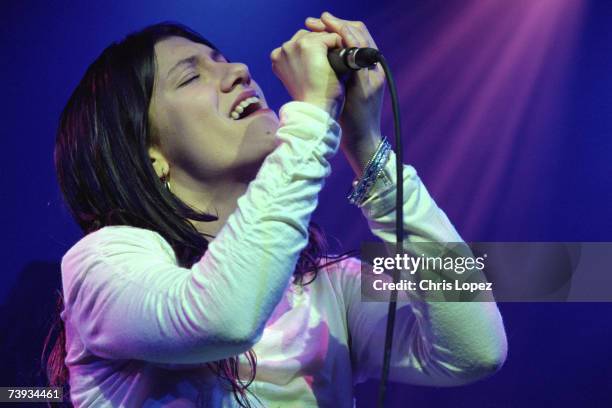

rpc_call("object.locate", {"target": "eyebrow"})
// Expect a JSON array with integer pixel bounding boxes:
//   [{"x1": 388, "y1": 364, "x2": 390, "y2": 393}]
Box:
[{"x1": 165, "y1": 49, "x2": 223, "y2": 80}]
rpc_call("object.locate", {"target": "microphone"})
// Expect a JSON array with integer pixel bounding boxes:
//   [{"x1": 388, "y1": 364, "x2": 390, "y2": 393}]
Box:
[{"x1": 327, "y1": 47, "x2": 381, "y2": 75}]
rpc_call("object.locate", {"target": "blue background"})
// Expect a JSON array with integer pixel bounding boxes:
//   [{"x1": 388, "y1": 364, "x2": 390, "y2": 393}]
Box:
[{"x1": 1, "y1": 0, "x2": 611, "y2": 406}]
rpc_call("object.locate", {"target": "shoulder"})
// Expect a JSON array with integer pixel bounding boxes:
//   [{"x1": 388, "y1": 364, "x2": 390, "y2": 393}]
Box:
[
  {"x1": 61, "y1": 225, "x2": 176, "y2": 281},
  {"x1": 64, "y1": 225, "x2": 173, "y2": 260},
  {"x1": 60, "y1": 226, "x2": 177, "y2": 307}
]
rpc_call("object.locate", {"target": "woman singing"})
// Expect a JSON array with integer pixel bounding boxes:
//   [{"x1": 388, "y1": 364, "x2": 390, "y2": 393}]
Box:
[{"x1": 45, "y1": 11, "x2": 507, "y2": 407}]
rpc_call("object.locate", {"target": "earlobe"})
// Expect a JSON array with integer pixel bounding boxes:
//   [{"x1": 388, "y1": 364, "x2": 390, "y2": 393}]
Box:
[{"x1": 148, "y1": 146, "x2": 169, "y2": 179}]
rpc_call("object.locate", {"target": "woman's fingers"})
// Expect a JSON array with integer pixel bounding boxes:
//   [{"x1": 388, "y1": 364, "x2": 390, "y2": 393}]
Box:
[
  {"x1": 269, "y1": 30, "x2": 345, "y2": 117},
  {"x1": 305, "y1": 11, "x2": 379, "y2": 50},
  {"x1": 270, "y1": 29, "x2": 311, "y2": 61},
  {"x1": 270, "y1": 46, "x2": 281, "y2": 61},
  {"x1": 326, "y1": 11, "x2": 379, "y2": 50},
  {"x1": 302, "y1": 11, "x2": 386, "y2": 148},
  {"x1": 304, "y1": 12, "x2": 384, "y2": 81},
  {"x1": 305, "y1": 17, "x2": 326, "y2": 31},
  {"x1": 305, "y1": 17, "x2": 355, "y2": 51},
  {"x1": 289, "y1": 28, "x2": 310, "y2": 42}
]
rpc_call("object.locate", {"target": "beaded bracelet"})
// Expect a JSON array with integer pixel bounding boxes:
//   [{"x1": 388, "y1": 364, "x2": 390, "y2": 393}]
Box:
[{"x1": 347, "y1": 136, "x2": 392, "y2": 206}]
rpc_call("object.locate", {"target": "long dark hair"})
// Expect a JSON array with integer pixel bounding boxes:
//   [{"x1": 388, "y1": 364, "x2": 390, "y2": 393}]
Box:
[{"x1": 42, "y1": 22, "x2": 356, "y2": 407}]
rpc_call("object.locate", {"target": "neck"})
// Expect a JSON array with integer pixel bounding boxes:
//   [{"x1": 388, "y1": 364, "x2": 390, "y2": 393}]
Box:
[{"x1": 169, "y1": 170, "x2": 252, "y2": 238}]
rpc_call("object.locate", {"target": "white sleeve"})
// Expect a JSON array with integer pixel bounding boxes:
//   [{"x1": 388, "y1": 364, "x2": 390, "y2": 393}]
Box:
[
  {"x1": 344, "y1": 150, "x2": 508, "y2": 386},
  {"x1": 60, "y1": 101, "x2": 341, "y2": 364}
]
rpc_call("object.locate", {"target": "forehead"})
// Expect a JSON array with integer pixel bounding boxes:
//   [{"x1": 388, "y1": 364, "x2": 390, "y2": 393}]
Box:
[{"x1": 154, "y1": 36, "x2": 215, "y2": 70}]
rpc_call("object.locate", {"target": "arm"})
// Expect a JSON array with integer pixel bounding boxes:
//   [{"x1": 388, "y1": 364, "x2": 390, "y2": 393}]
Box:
[
  {"x1": 61, "y1": 101, "x2": 341, "y2": 364},
  {"x1": 344, "y1": 150, "x2": 508, "y2": 386}
]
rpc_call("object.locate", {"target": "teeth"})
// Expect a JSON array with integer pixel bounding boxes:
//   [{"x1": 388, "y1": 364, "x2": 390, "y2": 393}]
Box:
[{"x1": 230, "y1": 96, "x2": 260, "y2": 120}]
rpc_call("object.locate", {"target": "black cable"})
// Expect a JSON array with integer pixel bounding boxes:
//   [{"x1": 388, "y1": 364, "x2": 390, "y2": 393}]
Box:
[
  {"x1": 375, "y1": 54, "x2": 403, "y2": 408},
  {"x1": 327, "y1": 47, "x2": 403, "y2": 407}
]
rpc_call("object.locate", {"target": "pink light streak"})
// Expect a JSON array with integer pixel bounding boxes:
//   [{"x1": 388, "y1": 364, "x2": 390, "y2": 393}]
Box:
[{"x1": 370, "y1": 0, "x2": 586, "y2": 239}]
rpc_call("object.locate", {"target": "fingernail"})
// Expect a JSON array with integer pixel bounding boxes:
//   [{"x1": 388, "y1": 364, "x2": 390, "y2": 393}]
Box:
[{"x1": 306, "y1": 17, "x2": 316, "y2": 22}]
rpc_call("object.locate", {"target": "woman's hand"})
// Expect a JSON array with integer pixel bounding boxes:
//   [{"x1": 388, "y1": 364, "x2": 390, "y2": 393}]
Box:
[
  {"x1": 305, "y1": 11, "x2": 386, "y2": 176},
  {"x1": 271, "y1": 29, "x2": 345, "y2": 119}
]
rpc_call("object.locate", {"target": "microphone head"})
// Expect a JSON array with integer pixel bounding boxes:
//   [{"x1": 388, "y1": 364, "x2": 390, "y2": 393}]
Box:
[
  {"x1": 353, "y1": 47, "x2": 381, "y2": 68},
  {"x1": 327, "y1": 47, "x2": 381, "y2": 76}
]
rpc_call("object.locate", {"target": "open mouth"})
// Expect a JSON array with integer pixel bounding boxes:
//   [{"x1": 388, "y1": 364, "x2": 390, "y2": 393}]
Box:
[
  {"x1": 238, "y1": 101, "x2": 261, "y2": 119},
  {"x1": 230, "y1": 96, "x2": 263, "y2": 120}
]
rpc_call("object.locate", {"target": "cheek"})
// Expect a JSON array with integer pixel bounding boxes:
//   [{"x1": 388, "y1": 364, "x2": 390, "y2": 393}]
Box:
[{"x1": 161, "y1": 92, "x2": 237, "y2": 176}]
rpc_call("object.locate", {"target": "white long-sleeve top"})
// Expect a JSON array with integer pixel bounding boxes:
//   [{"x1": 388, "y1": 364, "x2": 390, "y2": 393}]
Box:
[{"x1": 60, "y1": 101, "x2": 507, "y2": 407}]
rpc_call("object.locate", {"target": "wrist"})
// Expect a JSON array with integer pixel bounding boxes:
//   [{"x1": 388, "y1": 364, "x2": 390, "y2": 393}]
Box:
[
  {"x1": 300, "y1": 96, "x2": 341, "y2": 120},
  {"x1": 341, "y1": 131, "x2": 383, "y2": 176},
  {"x1": 346, "y1": 136, "x2": 392, "y2": 207}
]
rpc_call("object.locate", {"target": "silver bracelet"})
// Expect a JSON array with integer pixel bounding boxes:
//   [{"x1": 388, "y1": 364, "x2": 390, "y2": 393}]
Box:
[{"x1": 347, "y1": 137, "x2": 391, "y2": 206}]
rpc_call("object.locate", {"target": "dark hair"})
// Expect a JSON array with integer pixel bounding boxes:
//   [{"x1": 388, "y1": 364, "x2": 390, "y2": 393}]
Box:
[{"x1": 43, "y1": 21, "x2": 356, "y2": 407}]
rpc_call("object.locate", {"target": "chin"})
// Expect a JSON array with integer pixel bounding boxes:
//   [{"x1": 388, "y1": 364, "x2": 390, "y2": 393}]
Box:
[
  {"x1": 244, "y1": 109, "x2": 278, "y2": 132},
  {"x1": 244, "y1": 112, "x2": 279, "y2": 147},
  {"x1": 226, "y1": 111, "x2": 277, "y2": 178}
]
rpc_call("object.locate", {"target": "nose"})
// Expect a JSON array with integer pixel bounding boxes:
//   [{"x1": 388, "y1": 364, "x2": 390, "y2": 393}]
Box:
[{"x1": 221, "y1": 62, "x2": 251, "y2": 92}]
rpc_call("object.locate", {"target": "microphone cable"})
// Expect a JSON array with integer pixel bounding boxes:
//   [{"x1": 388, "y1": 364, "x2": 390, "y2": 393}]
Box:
[{"x1": 328, "y1": 47, "x2": 404, "y2": 408}]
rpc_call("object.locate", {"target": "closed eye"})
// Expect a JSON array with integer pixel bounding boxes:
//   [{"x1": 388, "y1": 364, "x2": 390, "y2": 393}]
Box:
[{"x1": 178, "y1": 74, "x2": 200, "y2": 88}]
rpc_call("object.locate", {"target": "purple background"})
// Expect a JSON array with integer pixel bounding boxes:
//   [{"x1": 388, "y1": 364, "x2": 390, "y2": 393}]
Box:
[{"x1": 1, "y1": 0, "x2": 611, "y2": 406}]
